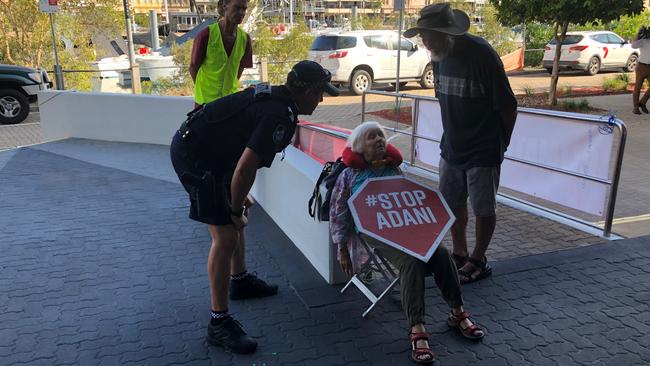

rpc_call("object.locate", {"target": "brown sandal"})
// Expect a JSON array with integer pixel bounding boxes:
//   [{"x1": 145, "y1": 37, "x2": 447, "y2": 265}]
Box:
[
  {"x1": 458, "y1": 257, "x2": 492, "y2": 284},
  {"x1": 447, "y1": 311, "x2": 485, "y2": 340},
  {"x1": 452, "y1": 253, "x2": 468, "y2": 269},
  {"x1": 409, "y1": 332, "x2": 436, "y2": 364}
]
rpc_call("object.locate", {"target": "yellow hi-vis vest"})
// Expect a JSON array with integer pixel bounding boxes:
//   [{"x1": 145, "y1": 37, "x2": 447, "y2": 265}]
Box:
[{"x1": 194, "y1": 23, "x2": 247, "y2": 105}]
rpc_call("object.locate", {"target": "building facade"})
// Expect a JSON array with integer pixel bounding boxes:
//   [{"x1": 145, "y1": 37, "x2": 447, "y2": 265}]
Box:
[
  {"x1": 129, "y1": 0, "x2": 489, "y2": 27},
  {"x1": 130, "y1": 0, "x2": 216, "y2": 16},
  {"x1": 318, "y1": 0, "x2": 487, "y2": 16}
]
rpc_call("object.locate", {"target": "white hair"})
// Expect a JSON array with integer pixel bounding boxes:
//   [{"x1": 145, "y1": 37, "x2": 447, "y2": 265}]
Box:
[{"x1": 347, "y1": 121, "x2": 386, "y2": 153}]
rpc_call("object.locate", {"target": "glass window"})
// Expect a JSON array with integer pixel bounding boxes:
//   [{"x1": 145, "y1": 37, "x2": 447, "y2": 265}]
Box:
[
  {"x1": 549, "y1": 35, "x2": 583, "y2": 45},
  {"x1": 391, "y1": 37, "x2": 414, "y2": 51},
  {"x1": 310, "y1": 36, "x2": 357, "y2": 51},
  {"x1": 606, "y1": 33, "x2": 624, "y2": 44},
  {"x1": 363, "y1": 35, "x2": 390, "y2": 50},
  {"x1": 590, "y1": 34, "x2": 609, "y2": 44}
]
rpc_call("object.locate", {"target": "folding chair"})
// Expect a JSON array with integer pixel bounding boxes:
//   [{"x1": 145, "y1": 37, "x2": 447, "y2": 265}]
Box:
[{"x1": 340, "y1": 238, "x2": 400, "y2": 317}]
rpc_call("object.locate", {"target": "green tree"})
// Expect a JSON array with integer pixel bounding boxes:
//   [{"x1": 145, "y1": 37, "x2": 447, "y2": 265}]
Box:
[
  {"x1": 253, "y1": 21, "x2": 314, "y2": 84},
  {"x1": 571, "y1": 10, "x2": 650, "y2": 41},
  {"x1": 477, "y1": 4, "x2": 518, "y2": 56},
  {"x1": 360, "y1": 14, "x2": 385, "y2": 30},
  {"x1": 491, "y1": 0, "x2": 644, "y2": 105},
  {"x1": 0, "y1": 0, "x2": 51, "y2": 66},
  {"x1": 523, "y1": 22, "x2": 555, "y2": 67},
  {"x1": 364, "y1": 0, "x2": 388, "y2": 29},
  {"x1": 142, "y1": 40, "x2": 194, "y2": 96},
  {"x1": 0, "y1": 0, "x2": 123, "y2": 90},
  {"x1": 609, "y1": 11, "x2": 650, "y2": 40}
]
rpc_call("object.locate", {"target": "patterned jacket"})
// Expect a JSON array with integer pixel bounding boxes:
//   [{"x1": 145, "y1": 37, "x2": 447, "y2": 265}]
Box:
[{"x1": 329, "y1": 165, "x2": 401, "y2": 272}]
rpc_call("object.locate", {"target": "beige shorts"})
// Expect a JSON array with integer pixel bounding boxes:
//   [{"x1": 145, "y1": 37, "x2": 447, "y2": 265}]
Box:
[{"x1": 438, "y1": 158, "x2": 500, "y2": 217}]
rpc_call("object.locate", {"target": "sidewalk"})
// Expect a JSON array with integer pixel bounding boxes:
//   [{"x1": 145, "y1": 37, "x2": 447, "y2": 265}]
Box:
[{"x1": 3, "y1": 140, "x2": 648, "y2": 365}]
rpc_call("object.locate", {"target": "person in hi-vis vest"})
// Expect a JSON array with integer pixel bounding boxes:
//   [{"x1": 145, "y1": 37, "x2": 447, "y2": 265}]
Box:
[{"x1": 190, "y1": 0, "x2": 253, "y2": 108}]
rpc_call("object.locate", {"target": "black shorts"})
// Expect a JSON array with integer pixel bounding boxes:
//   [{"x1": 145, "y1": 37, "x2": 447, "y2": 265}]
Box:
[{"x1": 170, "y1": 132, "x2": 233, "y2": 226}]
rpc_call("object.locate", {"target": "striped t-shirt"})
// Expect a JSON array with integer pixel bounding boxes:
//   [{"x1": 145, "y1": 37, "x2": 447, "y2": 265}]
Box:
[{"x1": 432, "y1": 34, "x2": 517, "y2": 169}]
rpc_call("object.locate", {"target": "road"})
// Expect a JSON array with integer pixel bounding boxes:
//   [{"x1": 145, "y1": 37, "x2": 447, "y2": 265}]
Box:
[{"x1": 326, "y1": 69, "x2": 634, "y2": 102}]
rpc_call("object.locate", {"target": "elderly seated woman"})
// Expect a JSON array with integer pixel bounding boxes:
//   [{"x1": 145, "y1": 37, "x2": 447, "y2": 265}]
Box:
[{"x1": 330, "y1": 121, "x2": 484, "y2": 364}]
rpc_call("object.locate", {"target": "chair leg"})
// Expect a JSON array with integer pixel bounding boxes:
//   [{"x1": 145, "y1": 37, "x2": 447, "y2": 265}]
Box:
[
  {"x1": 362, "y1": 276, "x2": 400, "y2": 317},
  {"x1": 340, "y1": 238, "x2": 401, "y2": 317},
  {"x1": 341, "y1": 274, "x2": 358, "y2": 294}
]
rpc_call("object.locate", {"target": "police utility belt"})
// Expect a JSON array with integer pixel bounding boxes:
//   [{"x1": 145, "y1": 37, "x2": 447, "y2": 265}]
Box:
[{"x1": 178, "y1": 83, "x2": 276, "y2": 140}]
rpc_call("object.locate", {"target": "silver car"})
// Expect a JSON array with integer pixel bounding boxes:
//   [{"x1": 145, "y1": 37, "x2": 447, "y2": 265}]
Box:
[{"x1": 309, "y1": 30, "x2": 434, "y2": 95}]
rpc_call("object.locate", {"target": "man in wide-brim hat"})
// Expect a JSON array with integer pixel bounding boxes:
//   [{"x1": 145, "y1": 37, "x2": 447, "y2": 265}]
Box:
[
  {"x1": 404, "y1": 3, "x2": 518, "y2": 354},
  {"x1": 403, "y1": 3, "x2": 471, "y2": 60},
  {"x1": 404, "y1": 2, "x2": 470, "y2": 37}
]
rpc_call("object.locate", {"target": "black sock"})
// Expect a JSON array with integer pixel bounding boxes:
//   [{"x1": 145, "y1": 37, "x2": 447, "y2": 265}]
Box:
[
  {"x1": 231, "y1": 271, "x2": 249, "y2": 281},
  {"x1": 210, "y1": 309, "x2": 229, "y2": 325}
]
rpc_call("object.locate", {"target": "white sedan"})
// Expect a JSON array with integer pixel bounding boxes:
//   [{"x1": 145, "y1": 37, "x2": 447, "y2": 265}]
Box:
[{"x1": 543, "y1": 31, "x2": 639, "y2": 75}]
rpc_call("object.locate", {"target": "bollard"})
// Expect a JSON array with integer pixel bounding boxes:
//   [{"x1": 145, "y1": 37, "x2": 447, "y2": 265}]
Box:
[
  {"x1": 259, "y1": 57, "x2": 269, "y2": 83},
  {"x1": 53, "y1": 64, "x2": 65, "y2": 90},
  {"x1": 150, "y1": 10, "x2": 160, "y2": 51},
  {"x1": 131, "y1": 64, "x2": 142, "y2": 94}
]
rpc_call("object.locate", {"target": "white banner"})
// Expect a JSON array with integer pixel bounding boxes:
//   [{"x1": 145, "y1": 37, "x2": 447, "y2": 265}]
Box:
[{"x1": 414, "y1": 99, "x2": 615, "y2": 216}]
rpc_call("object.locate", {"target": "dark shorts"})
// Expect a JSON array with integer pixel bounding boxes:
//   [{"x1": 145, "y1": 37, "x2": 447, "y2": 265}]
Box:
[
  {"x1": 439, "y1": 158, "x2": 500, "y2": 217},
  {"x1": 170, "y1": 132, "x2": 233, "y2": 226}
]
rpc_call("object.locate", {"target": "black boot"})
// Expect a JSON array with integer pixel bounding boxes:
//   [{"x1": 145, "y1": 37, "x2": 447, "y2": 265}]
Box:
[
  {"x1": 230, "y1": 272, "x2": 278, "y2": 300},
  {"x1": 207, "y1": 316, "x2": 257, "y2": 354}
]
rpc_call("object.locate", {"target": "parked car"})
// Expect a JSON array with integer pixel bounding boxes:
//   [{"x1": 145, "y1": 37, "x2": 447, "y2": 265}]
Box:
[
  {"x1": 0, "y1": 64, "x2": 51, "y2": 124},
  {"x1": 308, "y1": 30, "x2": 434, "y2": 95},
  {"x1": 542, "y1": 31, "x2": 639, "y2": 76}
]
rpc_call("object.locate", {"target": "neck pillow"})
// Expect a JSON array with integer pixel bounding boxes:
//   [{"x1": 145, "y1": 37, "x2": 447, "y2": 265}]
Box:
[{"x1": 341, "y1": 144, "x2": 403, "y2": 169}]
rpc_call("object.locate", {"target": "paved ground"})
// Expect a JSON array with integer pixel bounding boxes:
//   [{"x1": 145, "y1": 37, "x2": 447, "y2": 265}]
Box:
[
  {"x1": 1, "y1": 141, "x2": 650, "y2": 365},
  {"x1": 0, "y1": 110, "x2": 41, "y2": 151}
]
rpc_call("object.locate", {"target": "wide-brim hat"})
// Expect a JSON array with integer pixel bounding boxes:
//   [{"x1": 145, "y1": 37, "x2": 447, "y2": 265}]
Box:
[{"x1": 403, "y1": 3, "x2": 470, "y2": 38}]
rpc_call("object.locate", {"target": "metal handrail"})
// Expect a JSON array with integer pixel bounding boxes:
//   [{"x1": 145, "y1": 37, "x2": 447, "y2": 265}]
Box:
[
  {"x1": 379, "y1": 122, "x2": 613, "y2": 185},
  {"x1": 298, "y1": 123, "x2": 349, "y2": 140},
  {"x1": 60, "y1": 65, "x2": 187, "y2": 73},
  {"x1": 323, "y1": 89, "x2": 626, "y2": 238}
]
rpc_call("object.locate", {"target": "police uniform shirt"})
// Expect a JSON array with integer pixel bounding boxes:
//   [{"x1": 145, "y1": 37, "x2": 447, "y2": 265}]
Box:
[{"x1": 189, "y1": 85, "x2": 298, "y2": 173}]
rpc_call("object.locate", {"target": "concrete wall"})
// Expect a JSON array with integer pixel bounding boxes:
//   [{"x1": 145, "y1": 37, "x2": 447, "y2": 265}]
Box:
[
  {"x1": 39, "y1": 90, "x2": 194, "y2": 145},
  {"x1": 251, "y1": 146, "x2": 345, "y2": 284},
  {"x1": 38, "y1": 90, "x2": 345, "y2": 284}
]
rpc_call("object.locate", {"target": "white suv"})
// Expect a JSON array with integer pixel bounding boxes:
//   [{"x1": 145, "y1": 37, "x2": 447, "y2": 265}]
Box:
[
  {"x1": 308, "y1": 30, "x2": 434, "y2": 95},
  {"x1": 542, "y1": 31, "x2": 639, "y2": 75}
]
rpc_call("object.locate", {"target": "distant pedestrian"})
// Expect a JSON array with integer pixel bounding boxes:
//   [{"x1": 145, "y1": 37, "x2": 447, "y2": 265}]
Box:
[
  {"x1": 632, "y1": 26, "x2": 650, "y2": 114},
  {"x1": 170, "y1": 61, "x2": 339, "y2": 354},
  {"x1": 189, "y1": 0, "x2": 253, "y2": 109},
  {"x1": 404, "y1": 3, "x2": 518, "y2": 284}
]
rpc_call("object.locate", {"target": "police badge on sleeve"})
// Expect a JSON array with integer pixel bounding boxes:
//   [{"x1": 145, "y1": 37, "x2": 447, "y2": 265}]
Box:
[
  {"x1": 272, "y1": 124, "x2": 287, "y2": 146},
  {"x1": 273, "y1": 107, "x2": 296, "y2": 146}
]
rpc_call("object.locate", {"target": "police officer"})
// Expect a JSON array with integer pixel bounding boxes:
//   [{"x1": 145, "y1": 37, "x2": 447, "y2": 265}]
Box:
[{"x1": 170, "y1": 60, "x2": 339, "y2": 354}]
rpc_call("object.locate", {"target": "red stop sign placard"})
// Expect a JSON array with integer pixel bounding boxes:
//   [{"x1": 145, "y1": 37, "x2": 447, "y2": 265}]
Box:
[{"x1": 348, "y1": 176, "x2": 455, "y2": 262}]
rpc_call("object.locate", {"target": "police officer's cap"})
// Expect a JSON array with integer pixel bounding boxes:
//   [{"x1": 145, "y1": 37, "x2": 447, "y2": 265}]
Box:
[{"x1": 288, "y1": 60, "x2": 340, "y2": 97}]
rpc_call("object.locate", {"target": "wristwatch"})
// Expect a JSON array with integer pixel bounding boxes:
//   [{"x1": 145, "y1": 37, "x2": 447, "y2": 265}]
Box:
[{"x1": 230, "y1": 206, "x2": 246, "y2": 218}]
